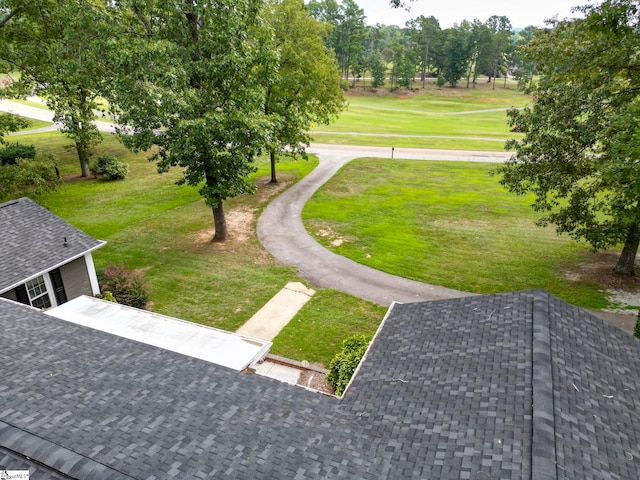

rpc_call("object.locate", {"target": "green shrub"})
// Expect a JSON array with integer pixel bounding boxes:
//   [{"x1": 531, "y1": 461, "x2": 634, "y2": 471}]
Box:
[
  {"x1": 90, "y1": 155, "x2": 129, "y2": 180},
  {"x1": 0, "y1": 155, "x2": 61, "y2": 202},
  {"x1": 326, "y1": 334, "x2": 371, "y2": 396},
  {"x1": 634, "y1": 311, "x2": 640, "y2": 339},
  {"x1": 98, "y1": 263, "x2": 149, "y2": 309},
  {"x1": 95, "y1": 291, "x2": 117, "y2": 303},
  {"x1": 0, "y1": 142, "x2": 37, "y2": 165},
  {"x1": 436, "y1": 75, "x2": 446, "y2": 88}
]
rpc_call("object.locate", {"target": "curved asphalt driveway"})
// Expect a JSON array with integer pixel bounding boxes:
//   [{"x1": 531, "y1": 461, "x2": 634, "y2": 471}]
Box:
[{"x1": 257, "y1": 144, "x2": 512, "y2": 306}]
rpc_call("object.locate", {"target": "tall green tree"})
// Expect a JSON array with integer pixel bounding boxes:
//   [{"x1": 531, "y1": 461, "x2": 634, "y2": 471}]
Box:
[
  {"x1": 308, "y1": 0, "x2": 365, "y2": 83},
  {"x1": 497, "y1": 0, "x2": 640, "y2": 275},
  {"x1": 335, "y1": 0, "x2": 366, "y2": 83},
  {"x1": 0, "y1": 0, "x2": 111, "y2": 177},
  {"x1": 465, "y1": 20, "x2": 493, "y2": 88},
  {"x1": 511, "y1": 26, "x2": 540, "y2": 86},
  {"x1": 368, "y1": 52, "x2": 387, "y2": 88},
  {"x1": 111, "y1": 0, "x2": 275, "y2": 241},
  {"x1": 388, "y1": 41, "x2": 405, "y2": 89},
  {"x1": 485, "y1": 15, "x2": 512, "y2": 89},
  {"x1": 398, "y1": 44, "x2": 417, "y2": 88},
  {"x1": 264, "y1": 0, "x2": 343, "y2": 183},
  {"x1": 442, "y1": 24, "x2": 471, "y2": 87},
  {"x1": 0, "y1": 113, "x2": 29, "y2": 141},
  {"x1": 0, "y1": 65, "x2": 30, "y2": 147},
  {"x1": 307, "y1": 0, "x2": 342, "y2": 48},
  {"x1": 406, "y1": 15, "x2": 441, "y2": 88}
]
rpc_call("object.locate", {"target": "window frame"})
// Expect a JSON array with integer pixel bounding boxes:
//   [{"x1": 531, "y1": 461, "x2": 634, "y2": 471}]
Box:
[{"x1": 24, "y1": 274, "x2": 54, "y2": 309}]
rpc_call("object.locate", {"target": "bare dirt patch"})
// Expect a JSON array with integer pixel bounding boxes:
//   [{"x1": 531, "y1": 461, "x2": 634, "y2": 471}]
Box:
[
  {"x1": 63, "y1": 174, "x2": 94, "y2": 184},
  {"x1": 253, "y1": 175, "x2": 292, "y2": 203},
  {"x1": 316, "y1": 226, "x2": 347, "y2": 247},
  {"x1": 193, "y1": 228, "x2": 216, "y2": 246},
  {"x1": 225, "y1": 206, "x2": 255, "y2": 244},
  {"x1": 192, "y1": 206, "x2": 255, "y2": 247},
  {"x1": 189, "y1": 175, "x2": 293, "y2": 261},
  {"x1": 564, "y1": 251, "x2": 640, "y2": 310},
  {"x1": 298, "y1": 369, "x2": 334, "y2": 395}
]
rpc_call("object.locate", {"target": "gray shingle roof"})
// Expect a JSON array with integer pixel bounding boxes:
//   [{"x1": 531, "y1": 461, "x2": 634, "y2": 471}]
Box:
[
  {"x1": 1, "y1": 290, "x2": 639, "y2": 479},
  {"x1": 0, "y1": 197, "x2": 105, "y2": 292}
]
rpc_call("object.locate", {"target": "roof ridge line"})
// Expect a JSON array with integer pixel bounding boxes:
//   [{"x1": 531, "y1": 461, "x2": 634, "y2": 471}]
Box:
[{"x1": 531, "y1": 292, "x2": 558, "y2": 479}]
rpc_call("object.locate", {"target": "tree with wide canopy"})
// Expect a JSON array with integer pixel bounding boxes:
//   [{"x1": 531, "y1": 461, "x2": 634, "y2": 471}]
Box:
[
  {"x1": 111, "y1": 0, "x2": 275, "y2": 241},
  {"x1": 498, "y1": 0, "x2": 640, "y2": 275}
]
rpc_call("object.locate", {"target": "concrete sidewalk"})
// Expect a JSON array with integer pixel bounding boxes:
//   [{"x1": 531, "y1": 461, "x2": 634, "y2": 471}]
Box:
[
  {"x1": 236, "y1": 282, "x2": 315, "y2": 341},
  {"x1": 237, "y1": 282, "x2": 316, "y2": 386}
]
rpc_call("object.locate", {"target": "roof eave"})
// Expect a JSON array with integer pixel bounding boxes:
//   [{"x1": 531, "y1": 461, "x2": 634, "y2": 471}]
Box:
[{"x1": 0, "y1": 240, "x2": 106, "y2": 294}]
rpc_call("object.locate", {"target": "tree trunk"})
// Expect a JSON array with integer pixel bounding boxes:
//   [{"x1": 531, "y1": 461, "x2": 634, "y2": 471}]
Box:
[
  {"x1": 422, "y1": 39, "x2": 429, "y2": 89},
  {"x1": 270, "y1": 150, "x2": 277, "y2": 184},
  {"x1": 76, "y1": 141, "x2": 90, "y2": 177},
  {"x1": 212, "y1": 202, "x2": 227, "y2": 242},
  {"x1": 613, "y1": 223, "x2": 640, "y2": 276}
]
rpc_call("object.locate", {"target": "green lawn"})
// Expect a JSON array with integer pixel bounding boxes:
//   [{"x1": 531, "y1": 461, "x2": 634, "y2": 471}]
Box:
[
  {"x1": 10, "y1": 98, "x2": 51, "y2": 110},
  {"x1": 22, "y1": 132, "x2": 384, "y2": 367},
  {"x1": 302, "y1": 158, "x2": 613, "y2": 309},
  {"x1": 311, "y1": 81, "x2": 529, "y2": 149},
  {"x1": 18, "y1": 118, "x2": 51, "y2": 130},
  {"x1": 310, "y1": 132, "x2": 508, "y2": 151},
  {"x1": 271, "y1": 290, "x2": 386, "y2": 367}
]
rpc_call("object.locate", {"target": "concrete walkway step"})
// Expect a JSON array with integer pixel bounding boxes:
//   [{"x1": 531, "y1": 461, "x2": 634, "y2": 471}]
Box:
[{"x1": 252, "y1": 360, "x2": 301, "y2": 385}]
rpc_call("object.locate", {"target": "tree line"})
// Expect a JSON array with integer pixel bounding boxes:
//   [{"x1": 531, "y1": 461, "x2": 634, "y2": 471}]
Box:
[{"x1": 307, "y1": 0, "x2": 538, "y2": 89}]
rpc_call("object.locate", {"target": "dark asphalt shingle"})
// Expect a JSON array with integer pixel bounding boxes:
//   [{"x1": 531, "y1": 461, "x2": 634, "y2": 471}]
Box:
[
  {"x1": 1, "y1": 290, "x2": 639, "y2": 478},
  {"x1": 0, "y1": 197, "x2": 104, "y2": 292},
  {"x1": 548, "y1": 295, "x2": 640, "y2": 479}
]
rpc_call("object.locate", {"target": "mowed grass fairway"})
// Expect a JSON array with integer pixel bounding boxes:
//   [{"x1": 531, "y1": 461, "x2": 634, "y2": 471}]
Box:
[
  {"x1": 25, "y1": 132, "x2": 385, "y2": 367},
  {"x1": 312, "y1": 82, "x2": 530, "y2": 150},
  {"x1": 303, "y1": 158, "x2": 610, "y2": 310}
]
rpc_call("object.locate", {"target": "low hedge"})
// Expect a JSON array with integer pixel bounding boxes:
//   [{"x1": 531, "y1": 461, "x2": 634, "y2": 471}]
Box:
[{"x1": 326, "y1": 334, "x2": 371, "y2": 396}]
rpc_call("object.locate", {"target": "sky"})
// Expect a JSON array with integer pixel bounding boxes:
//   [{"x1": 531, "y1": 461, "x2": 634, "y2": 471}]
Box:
[{"x1": 355, "y1": 0, "x2": 592, "y2": 29}]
